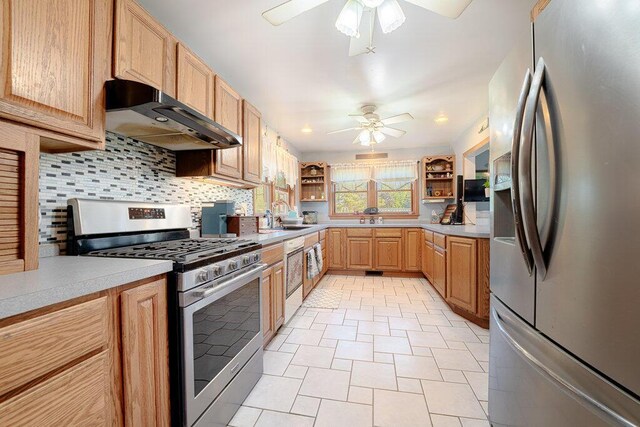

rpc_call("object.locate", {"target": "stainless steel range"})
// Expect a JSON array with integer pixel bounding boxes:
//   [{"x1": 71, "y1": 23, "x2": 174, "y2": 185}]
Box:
[{"x1": 67, "y1": 199, "x2": 265, "y2": 427}]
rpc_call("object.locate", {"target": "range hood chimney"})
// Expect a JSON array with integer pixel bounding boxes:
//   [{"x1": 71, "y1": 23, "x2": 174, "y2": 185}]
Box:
[{"x1": 105, "y1": 79, "x2": 242, "y2": 151}]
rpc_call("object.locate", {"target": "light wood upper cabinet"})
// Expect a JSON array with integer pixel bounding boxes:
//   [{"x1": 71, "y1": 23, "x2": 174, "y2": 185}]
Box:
[
  {"x1": 446, "y1": 236, "x2": 477, "y2": 313},
  {"x1": 273, "y1": 261, "x2": 285, "y2": 331},
  {"x1": 0, "y1": 0, "x2": 112, "y2": 147},
  {"x1": 261, "y1": 266, "x2": 274, "y2": 344},
  {"x1": 328, "y1": 229, "x2": 346, "y2": 269},
  {"x1": 403, "y1": 228, "x2": 422, "y2": 271},
  {"x1": 176, "y1": 43, "x2": 214, "y2": 119},
  {"x1": 243, "y1": 100, "x2": 262, "y2": 184},
  {"x1": 433, "y1": 246, "x2": 446, "y2": 298},
  {"x1": 114, "y1": 0, "x2": 177, "y2": 96},
  {"x1": 347, "y1": 238, "x2": 374, "y2": 270},
  {"x1": 375, "y1": 238, "x2": 402, "y2": 271},
  {"x1": 120, "y1": 278, "x2": 171, "y2": 427},
  {"x1": 214, "y1": 77, "x2": 243, "y2": 179}
]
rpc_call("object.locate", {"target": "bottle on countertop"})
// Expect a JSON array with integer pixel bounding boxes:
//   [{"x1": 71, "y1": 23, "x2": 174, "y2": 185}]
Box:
[{"x1": 377, "y1": 217, "x2": 383, "y2": 224}]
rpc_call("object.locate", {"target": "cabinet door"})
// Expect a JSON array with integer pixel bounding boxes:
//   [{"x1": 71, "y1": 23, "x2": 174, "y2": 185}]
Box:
[
  {"x1": 120, "y1": 278, "x2": 170, "y2": 427},
  {"x1": 214, "y1": 77, "x2": 243, "y2": 179},
  {"x1": 402, "y1": 229, "x2": 422, "y2": 271},
  {"x1": 176, "y1": 43, "x2": 214, "y2": 119},
  {"x1": 328, "y1": 229, "x2": 345, "y2": 269},
  {"x1": 114, "y1": 0, "x2": 176, "y2": 96},
  {"x1": 446, "y1": 237, "x2": 477, "y2": 313},
  {"x1": 374, "y1": 238, "x2": 402, "y2": 271},
  {"x1": 243, "y1": 101, "x2": 262, "y2": 184},
  {"x1": 424, "y1": 241, "x2": 435, "y2": 284},
  {"x1": 0, "y1": 0, "x2": 111, "y2": 145},
  {"x1": 261, "y1": 266, "x2": 274, "y2": 344},
  {"x1": 433, "y1": 246, "x2": 446, "y2": 298},
  {"x1": 347, "y1": 238, "x2": 373, "y2": 270},
  {"x1": 272, "y1": 262, "x2": 285, "y2": 331}
]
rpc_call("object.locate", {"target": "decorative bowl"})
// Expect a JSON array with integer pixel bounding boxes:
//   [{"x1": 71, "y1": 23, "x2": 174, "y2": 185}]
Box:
[{"x1": 433, "y1": 165, "x2": 444, "y2": 171}]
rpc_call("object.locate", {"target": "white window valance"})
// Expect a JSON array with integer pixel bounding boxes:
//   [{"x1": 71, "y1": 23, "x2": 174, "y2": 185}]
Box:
[
  {"x1": 330, "y1": 160, "x2": 417, "y2": 183},
  {"x1": 262, "y1": 125, "x2": 299, "y2": 188}
]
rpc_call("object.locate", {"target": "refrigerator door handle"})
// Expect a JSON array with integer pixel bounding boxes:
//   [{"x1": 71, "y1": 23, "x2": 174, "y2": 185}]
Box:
[
  {"x1": 519, "y1": 57, "x2": 548, "y2": 279},
  {"x1": 492, "y1": 308, "x2": 638, "y2": 427},
  {"x1": 511, "y1": 69, "x2": 535, "y2": 275}
]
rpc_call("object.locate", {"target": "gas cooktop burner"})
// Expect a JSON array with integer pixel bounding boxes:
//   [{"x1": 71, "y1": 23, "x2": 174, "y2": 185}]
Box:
[{"x1": 87, "y1": 237, "x2": 260, "y2": 266}]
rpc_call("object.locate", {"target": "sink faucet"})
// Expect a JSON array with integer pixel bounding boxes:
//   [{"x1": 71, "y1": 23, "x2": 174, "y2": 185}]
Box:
[{"x1": 270, "y1": 200, "x2": 291, "y2": 229}]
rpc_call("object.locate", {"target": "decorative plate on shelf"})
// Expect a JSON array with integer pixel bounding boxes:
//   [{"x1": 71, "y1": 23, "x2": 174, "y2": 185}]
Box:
[{"x1": 433, "y1": 165, "x2": 444, "y2": 171}]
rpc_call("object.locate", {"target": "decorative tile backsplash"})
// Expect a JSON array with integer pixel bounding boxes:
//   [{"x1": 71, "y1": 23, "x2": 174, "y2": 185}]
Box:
[{"x1": 39, "y1": 132, "x2": 253, "y2": 246}]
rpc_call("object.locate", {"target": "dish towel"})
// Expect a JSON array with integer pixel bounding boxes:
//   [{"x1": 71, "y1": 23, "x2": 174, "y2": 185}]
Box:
[
  {"x1": 307, "y1": 249, "x2": 319, "y2": 279},
  {"x1": 313, "y1": 243, "x2": 323, "y2": 273}
]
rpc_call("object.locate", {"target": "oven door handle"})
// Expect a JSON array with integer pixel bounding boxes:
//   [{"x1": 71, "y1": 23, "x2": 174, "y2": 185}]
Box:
[{"x1": 194, "y1": 263, "x2": 266, "y2": 305}]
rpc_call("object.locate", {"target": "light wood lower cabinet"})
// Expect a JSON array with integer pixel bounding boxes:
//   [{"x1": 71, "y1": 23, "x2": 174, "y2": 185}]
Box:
[
  {"x1": 328, "y1": 228, "x2": 346, "y2": 269},
  {"x1": 402, "y1": 228, "x2": 422, "y2": 271},
  {"x1": 261, "y1": 261, "x2": 285, "y2": 346},
  {"x1": 347, "y1": 238, "x2": 374, "y2": 270},
  {"x1": 423, "y1": 240, "x2": 434, "y2": 284},
  {"x1": 303, "y1": 247, "x2": 314, "y2": 298},
  {"x1": 374, "y1": 238, "x2": 402, "y2": 271},
  {"x1": 120, "y1": 278, "x2": 170, "y2": 427},
  {"x1": 433, "y1": 245, "x2": 447, "y2": 298},
  {"x1": 0, "y1": 275, "x2": 170, "y2": 426},
  {"x1": 446, "y1": 237, "x2": 477, "y2": 313},
  {"x1": 261, "y1": 265, "x2": 274, "y2": 344}
]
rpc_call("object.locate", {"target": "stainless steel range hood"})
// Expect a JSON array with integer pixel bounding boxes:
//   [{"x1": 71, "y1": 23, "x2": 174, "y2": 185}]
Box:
[{"x1": 105, "y1": 79, "x2": 242, "y2": 151}]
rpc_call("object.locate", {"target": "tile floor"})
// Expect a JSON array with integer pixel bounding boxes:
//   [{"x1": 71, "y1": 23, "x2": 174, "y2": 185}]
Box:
[{"x1": 230, "y1": 275, "x2": 490, "y2": 427}]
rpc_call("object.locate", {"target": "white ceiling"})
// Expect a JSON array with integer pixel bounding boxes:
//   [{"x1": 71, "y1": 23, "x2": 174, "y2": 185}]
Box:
[{"x1": 138, "y1": 0, "x2": 532, "y2": 153}]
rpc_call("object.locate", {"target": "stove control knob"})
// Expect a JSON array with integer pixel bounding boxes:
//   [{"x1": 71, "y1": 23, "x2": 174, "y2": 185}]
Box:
[
  {"x1": 253, "y1": 254, "x2": 261, "y2": 262},
  {"x1": 228, "y1": 261, "x2": 238, "y2": 270},
  {"x1": 211, "y1": 266, "x2": 223, "y2": 277},
  {"x1": 197, "y1": 270, "x2": 209, "y2": 283},
  {"x1": 242, "y1": 256, "x2": 251, "y2": 265}
]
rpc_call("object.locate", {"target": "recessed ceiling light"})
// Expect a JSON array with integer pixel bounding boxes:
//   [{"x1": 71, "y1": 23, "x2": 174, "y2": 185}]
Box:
[
  {"x1": 301, "y1": 126, "x2": 313, "y2": 133},
  {"x1": 434, "y1": 114, "x2": 449, "y2": 124}
]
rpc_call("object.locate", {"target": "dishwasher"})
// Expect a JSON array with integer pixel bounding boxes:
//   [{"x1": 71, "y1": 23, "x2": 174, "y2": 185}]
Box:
[{"x1": 284, "y1": 236, "x2": 305, "y2": 324}]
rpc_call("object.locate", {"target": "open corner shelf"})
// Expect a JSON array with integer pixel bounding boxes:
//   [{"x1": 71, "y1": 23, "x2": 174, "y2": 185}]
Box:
[
  {"x1": 299, "y1": 161, "x2": 328, "y2": 202},
  {"x1": 422, "y1": 155, "x2": 456, "y2": 200}
]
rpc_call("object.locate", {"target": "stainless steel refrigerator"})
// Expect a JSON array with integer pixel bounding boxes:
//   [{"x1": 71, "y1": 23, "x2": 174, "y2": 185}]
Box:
[{"x1": 488, "y1": 0, "x2": 640, "y2": 425}]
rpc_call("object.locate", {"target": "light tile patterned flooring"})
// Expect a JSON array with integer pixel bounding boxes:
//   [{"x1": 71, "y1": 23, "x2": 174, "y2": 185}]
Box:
[{"x1": 230, "y1": 275, "x2": 490, "y2": 427}]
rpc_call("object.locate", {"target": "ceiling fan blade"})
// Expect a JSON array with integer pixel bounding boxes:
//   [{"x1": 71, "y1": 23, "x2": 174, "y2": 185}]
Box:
[
  {"x1": 352, "y1": 134, "x2": 362, "y2": 144},
  {"x1": 328, "y1": 127, "x2": 360, "y2": 135},
  {"x1": 262, "y1": 0, "x2": 330, "y2": 25},
  {"x1": 379, "y1": 127, "x2": 406, "y2": 138},
  {"x1": 349, "y1": 8, "x2": 375, "y2": 56},
  {"x1": 381, "y1": 113, "x2": 414, "y2": 125},
  {"x1": 402, "y1": 0, "x2": 473, "y2": 19},
  {"x1": 348, "y1": 115, "x2": 369, "y2": 124}
]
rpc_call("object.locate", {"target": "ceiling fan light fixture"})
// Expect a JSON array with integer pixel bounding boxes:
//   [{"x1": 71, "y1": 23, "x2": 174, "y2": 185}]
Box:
[
  {"x1": 336, "y1": 0, "x2": 364, "y2": 38},
  {"x1": 372, "y1": 130, "x2": 386, "y2": 143},
  {"x1": 377, "y1": 0, "x2": 405, "y2": 34},
  {"x1": 358, "y1": 129, "x2": 371, "y2": 144}
]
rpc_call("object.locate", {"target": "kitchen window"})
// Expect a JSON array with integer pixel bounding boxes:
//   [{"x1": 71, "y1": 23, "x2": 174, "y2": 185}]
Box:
[{"x1": 329, "y1": 161, "x2": 419, "y2": 218}]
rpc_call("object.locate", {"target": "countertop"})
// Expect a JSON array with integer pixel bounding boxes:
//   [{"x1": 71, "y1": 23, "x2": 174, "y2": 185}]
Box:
[
  {"x1": 245, "y1": 222, "x2": 489, "y2": 246},
  {"x1": 0, "y1": 256, "x2": 173, "y2": 320}
]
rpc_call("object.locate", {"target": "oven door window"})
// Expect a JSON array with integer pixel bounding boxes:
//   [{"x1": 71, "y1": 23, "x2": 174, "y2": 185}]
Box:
[{"x1": 191, "y1": 277, "x2": 260, "y2": 396}]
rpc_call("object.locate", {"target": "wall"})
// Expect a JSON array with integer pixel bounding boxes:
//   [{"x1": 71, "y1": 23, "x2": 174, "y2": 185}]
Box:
[
  {"x1": 450, "y1": 114, "x2": 490, "y2": 225},
  {"x1": 300, "y1": 145, "x2": 453, "y2": 222},
  {"x1": 39, "y1": 132, "x2": 253, "y2": 247}
]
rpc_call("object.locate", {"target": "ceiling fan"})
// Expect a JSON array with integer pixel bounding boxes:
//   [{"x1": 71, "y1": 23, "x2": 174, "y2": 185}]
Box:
[
  {"x1": 328, "y1": 105, "x2": 414, "y2": 146},
  {"x1": 262, "y1": 0, "x2": 473, "y2": 56}
]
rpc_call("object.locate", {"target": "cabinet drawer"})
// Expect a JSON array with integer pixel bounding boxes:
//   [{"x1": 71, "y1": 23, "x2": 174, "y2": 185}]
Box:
[
  {"x1": 375, "y1": 228, "x2": 402, "y2": 238},
  {"x1": 0, "y1": 351, "x2": 109, "y2": 426},
  {"x1": 304, "y1": 232, "x2": 319, "y2": 248},
  {"x1": 262, "y1": 243, "x2": 284, "y2": 266},
  {"x1": 347, "y1": 228, "x2": 373, "y2": 237},
  {"x1": 319, "y1": 229, "x2": 326, "y2": 241},
  {"x1": 424, "y1": 230, "x2": 434, "y2": 242},
  {"x1": 433, "y1": 233, "x2": 446, "y2": 249},
  {"x1": 0, "y1": 296, "x2": 108, "y2": 396}
]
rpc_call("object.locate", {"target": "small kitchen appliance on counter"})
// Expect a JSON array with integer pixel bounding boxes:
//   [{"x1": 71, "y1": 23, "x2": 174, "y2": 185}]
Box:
[
  {"x1": 302, "y1": 211, "x2": 318, "y2": 224},
  {"x1": 226, "y1": 216, "x2": 259, "y2": 236},
  {"x1": 202, "y1": 200, "x2": 235, "y2": 237}
]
